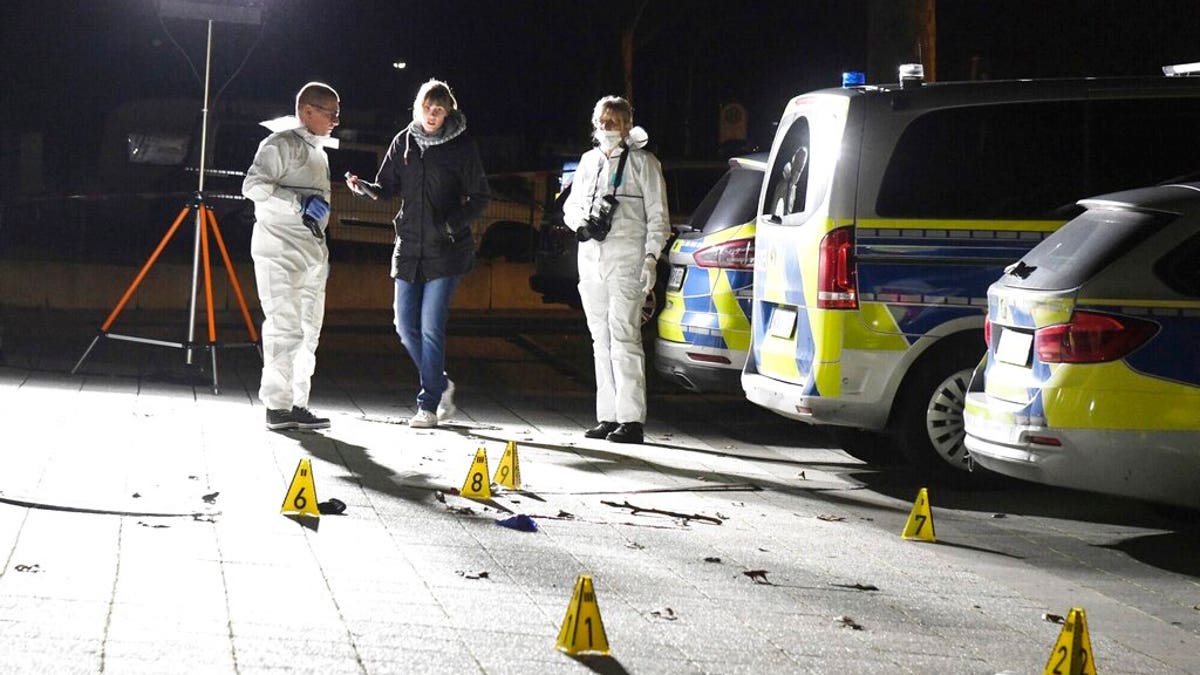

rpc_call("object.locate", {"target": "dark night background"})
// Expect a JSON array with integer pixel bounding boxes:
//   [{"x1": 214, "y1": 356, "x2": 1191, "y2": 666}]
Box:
[{"x1": 3, "y1": 0, "x2": 1200, "y2": 194}]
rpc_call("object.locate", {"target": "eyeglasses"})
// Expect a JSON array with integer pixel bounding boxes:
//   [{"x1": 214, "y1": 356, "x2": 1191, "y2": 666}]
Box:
[{"x1": 310, "y1": 104, "x2": 340, "y2": 121}]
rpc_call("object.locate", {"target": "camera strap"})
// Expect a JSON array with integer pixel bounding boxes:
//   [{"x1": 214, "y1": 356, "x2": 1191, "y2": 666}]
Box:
[{"x1": 610, "y1": 142, "x2": 630, "y2": 196}]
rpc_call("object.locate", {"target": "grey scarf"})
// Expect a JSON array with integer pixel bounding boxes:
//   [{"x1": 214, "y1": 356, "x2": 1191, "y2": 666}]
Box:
[{"x1": 402, "y1": 110, "x2": 466, "y2": 163}]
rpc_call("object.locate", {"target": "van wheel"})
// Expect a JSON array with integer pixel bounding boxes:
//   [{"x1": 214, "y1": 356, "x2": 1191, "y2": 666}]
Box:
[
  {"x1": 894, "y1": 339, "x2": 984, "y2": 480},
  {"x1": 827, "y1": 427, "x2": 904, "y2": 465}
]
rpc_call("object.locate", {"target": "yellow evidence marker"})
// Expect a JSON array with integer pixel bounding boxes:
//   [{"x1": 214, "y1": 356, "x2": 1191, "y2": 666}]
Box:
[
  {"x1": 492, "y1": 440, "x2": 522, "y2": 489},
  {"x1": 281, "y1": 458, "x2": 319, "y2": 518},
  {"x1": 459, "y1": 447, "x2": 492, "y2": 500},
  {"x1": 556, "y1": 574, "x2": 609, "y2": 655},
  {"x1": 900, "y1": 487, "x2": 936, "y2": 542},
  {"x1": 1044, "y1": 607, "x2": 1096, "y2": 675}
]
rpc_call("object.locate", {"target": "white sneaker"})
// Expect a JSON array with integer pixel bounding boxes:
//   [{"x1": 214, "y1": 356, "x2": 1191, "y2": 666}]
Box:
[
  {"x1": 436, "y1": 379, "x2": 457, "y2": 419},
  {"x1": 409, "y1": 409, "x2": 438, "y2": 429}
]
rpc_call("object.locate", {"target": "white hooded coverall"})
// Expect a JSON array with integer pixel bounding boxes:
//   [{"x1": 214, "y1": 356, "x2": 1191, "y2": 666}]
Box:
[
  {"x1": 563, "y1": 129, "x2": 669, "y2": 424},
  {"x1": 241, "y1": 127, "x2": 332, "y2": 411}
]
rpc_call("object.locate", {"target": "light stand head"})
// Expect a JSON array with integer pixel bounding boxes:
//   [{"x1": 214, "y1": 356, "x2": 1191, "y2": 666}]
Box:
[
  {"x1": 156, "y1": 0, "x2": 264, "y2": 194},
  {"x1": 158, "y1": 0, "x2": 264, "y2": 26}
]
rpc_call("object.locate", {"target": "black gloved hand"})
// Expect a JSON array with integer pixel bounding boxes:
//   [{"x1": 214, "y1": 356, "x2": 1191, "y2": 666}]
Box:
[{"x1": 575, "y1": 216, "x2": 609, "y2": 243}]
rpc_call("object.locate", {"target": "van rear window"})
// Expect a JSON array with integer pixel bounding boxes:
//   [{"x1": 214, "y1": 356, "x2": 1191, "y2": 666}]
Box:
[
  {"x1": 765, "y1": 119, "x2": 810, "y2": 219},
  {"x1": 1001, "y1": 208, "x2": 1168, "y2": 290}
]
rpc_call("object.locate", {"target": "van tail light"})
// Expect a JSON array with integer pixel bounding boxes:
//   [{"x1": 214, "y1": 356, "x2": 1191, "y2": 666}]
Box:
[
  {"x1": 1034, "y1": 311, "x2": 1159, "y2": 364},
  {"x1": 817, "y1": 226, "x2": 858, "y2": 309},
  {"x1": 984, "y1": 319, "x2": 992, "y2": 348},
  {"x1": 693, "y1": 238, "x2": 754, "y2": 269}
]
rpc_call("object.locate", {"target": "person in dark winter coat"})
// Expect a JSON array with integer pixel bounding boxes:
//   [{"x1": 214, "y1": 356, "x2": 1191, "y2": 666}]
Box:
[{"x1": 345, "y1": 79, "x2": 490, "y2": 428}]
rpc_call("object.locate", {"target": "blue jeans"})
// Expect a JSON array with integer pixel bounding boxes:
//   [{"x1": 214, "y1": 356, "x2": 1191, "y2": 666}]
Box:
[{"x1": 394, "y1": 274, "x2": 460, "y2": 412}]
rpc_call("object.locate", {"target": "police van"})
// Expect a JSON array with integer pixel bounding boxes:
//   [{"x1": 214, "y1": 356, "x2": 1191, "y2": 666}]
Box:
[{"x1": 742, "y1": 63, "x2": 1200, "y2": 477}]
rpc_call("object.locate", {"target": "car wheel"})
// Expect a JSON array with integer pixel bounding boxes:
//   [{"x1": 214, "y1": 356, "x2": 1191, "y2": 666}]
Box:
[
  {"x1": 895, "y1": 337, "x2": 991, "y2": 482},
  {"x1": 827, "y1": 427, "x2": 904, "y2": 465}
]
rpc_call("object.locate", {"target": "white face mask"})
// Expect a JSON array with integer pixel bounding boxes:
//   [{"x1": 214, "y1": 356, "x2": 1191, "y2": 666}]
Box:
[{"x1": 596, "y1": 129, "x2": 623, "y2": 151}]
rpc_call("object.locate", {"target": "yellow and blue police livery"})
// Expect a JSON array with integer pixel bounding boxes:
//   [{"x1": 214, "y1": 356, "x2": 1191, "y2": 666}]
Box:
[
  {"x1": 655, "y1": 155, "x2": 766, "y2": 392},
  {"x1": 965, "y1": 183, "x2": 1200, "y2": 509},
  {"x1": 742, "y1": 66, "x2": 1200, "y2": 476}
]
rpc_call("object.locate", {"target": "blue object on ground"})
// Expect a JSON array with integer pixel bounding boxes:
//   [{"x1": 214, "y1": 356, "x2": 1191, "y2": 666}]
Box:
[{"x1": 495, "y1": 514, "x2": 538, "y2": 532}]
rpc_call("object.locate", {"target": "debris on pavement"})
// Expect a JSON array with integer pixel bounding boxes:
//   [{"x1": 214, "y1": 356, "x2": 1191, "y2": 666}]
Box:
[
  {"x1": 600, "y1": 500, "x2": 723, "y2": 525},
  {"x1": 447, "y1": 505, "x2": 477, "y2": 516},
  {"x1": 816, "y1": 513, "x2": 845, "y2": 522},
  {"x1": 743, "y1": 569, "x2": 772, "y2": 585},
  {"x1": 1042, "y1": 612, "x2": 1065, "y2": 624},
  {"x1": 832, "y1": 583, "x2": 879, "y2": 592},
  {"x1": 625, "y1": 542, "x2": 645, "y2": 550},
  {"x1": 456, "y1": 570, "x2": 490, "y2": 580},
  {"x1": 495, "y1": 514, "x2": 538, "y2": 531},
  {"x1": 556, "y1": 510, "x2": 575, "y2": 519},
  {"x1": 137, "y1": 520, "x2": 169, "y2": 529},
  {"x1": 991, "y1": 513, "x2": 1008, "y2": 518},
  {"x1": 201, "y1": 491, "x2": 219, "y2": 504},
  {"x1": 835, "y1": 615, "x2": 864, "y2": 630},
  {"x1": 317, "y1": 498, "x2": 346, "y2": 515},
  {"x1": 703, "y1": 557, "x2": 722, "y2": 563},
  {"x1": 650, "y1": 607, "x2": 678, "y2": 620},
  {"x1": 13, "y1": 564, "x2": 40, "y2": 573}
]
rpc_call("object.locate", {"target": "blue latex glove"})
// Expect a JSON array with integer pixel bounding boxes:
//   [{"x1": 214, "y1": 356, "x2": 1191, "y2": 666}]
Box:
[{"x1": 301, "y1": 195, "x2": 329, "y2": 238}]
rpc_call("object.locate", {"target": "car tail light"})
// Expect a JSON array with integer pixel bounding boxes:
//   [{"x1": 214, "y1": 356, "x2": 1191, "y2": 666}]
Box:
[
  {"x1": 984, "y1": 319, "x2": 992, "y2": 348},
  {"x1": 817, "y1": 226, "x2": 857, "y2": 309},
  {"x1": 693, "y1": 238, "x2": 754, "y2": 269},
  {"x1": 1034, "y1": 311, "x2": 1159, "y2": 364}
]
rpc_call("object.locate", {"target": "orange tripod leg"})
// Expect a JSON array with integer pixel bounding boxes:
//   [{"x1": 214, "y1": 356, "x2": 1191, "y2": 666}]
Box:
[
  {"x1": 204, "y1": 206, "x2": 260, "y2": 343},
  {"x1": 100, "y1": 206, "x2": 192, "y2": 332},
  {"x1": 199, "y1": 206, "x2": 217, "y2": 344}
]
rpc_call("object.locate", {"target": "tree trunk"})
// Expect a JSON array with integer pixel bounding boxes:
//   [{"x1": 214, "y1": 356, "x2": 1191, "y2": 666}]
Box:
[{"x1": 867, "y1": 0, "x2": 936, "y2": 84}]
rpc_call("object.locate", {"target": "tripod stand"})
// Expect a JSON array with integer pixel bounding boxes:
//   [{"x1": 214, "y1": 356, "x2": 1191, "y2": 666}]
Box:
[
  {"x1": 72, "y1": 194, "x2": 260, "y2": 394},
  {"x1": 72, "y1": 15, "x2": 260, "y2": 394}
]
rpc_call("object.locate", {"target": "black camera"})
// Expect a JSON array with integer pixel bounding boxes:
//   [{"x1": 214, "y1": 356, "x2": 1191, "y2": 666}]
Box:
[{"x1": 576, "y1": 194, "x2": 618, "y2": 242}]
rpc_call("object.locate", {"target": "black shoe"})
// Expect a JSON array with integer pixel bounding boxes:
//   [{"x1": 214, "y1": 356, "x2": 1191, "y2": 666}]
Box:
[
  {"x1": 291, "y1": 406, "x2": 331, "y2": 430},
  {"x1": 606, "y1": 422, "x2": 644, "y2": 444},
  {"x1": 584, "y1": 421, "x2": 620, "y2": 439},
  {"x1": 266, "y1": 408, "x2": 297, "y2": 431}
]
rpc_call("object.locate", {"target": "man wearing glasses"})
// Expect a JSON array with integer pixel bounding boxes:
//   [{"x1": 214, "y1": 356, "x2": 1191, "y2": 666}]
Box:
[{"x1": 242, "y1": 82, "x2": 339, "y2": 431}]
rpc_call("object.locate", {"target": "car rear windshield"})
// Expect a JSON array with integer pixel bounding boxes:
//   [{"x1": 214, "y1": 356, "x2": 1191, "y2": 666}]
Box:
[
  {"x1": 1001, "y1": 207, "x2": 1171, "y2": 290},
  {"x1": 686, "y1": 167, "x2": 763, "y2": 234}
]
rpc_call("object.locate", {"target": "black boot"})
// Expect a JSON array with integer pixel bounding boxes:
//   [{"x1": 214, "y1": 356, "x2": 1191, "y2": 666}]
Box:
[
  {"x1": 585, "y1": 421, "x2": 620, "y2": 439},
  {"x1": 606, "y1": 422, "x2": 644, "y2": 444}
]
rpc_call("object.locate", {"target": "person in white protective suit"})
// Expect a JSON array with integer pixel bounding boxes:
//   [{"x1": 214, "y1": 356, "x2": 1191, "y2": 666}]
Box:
[
  {"x1": 241, "y1": 82, "x2": 339, "y2": 431},
  {"x1": 563, "y1": 95, "x2": 669, "y2": 444}
]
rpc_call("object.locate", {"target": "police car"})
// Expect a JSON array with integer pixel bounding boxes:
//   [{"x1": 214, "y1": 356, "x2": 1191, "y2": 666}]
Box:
[
  {"x1": 742, "y1": 63, "x2": 1200, "y2": 477},
  {"x1": 655, "y1": 154, "x2": 767, "y2": 392},
  {"x1": 964, "y1": 182, "x2": 1200, "y2": 509}
]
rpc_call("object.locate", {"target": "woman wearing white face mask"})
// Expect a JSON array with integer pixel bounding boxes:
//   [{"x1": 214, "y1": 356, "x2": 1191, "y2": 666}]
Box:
[{"x1": 562, "y1": 95, "x2": 670, "y2": 444}]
